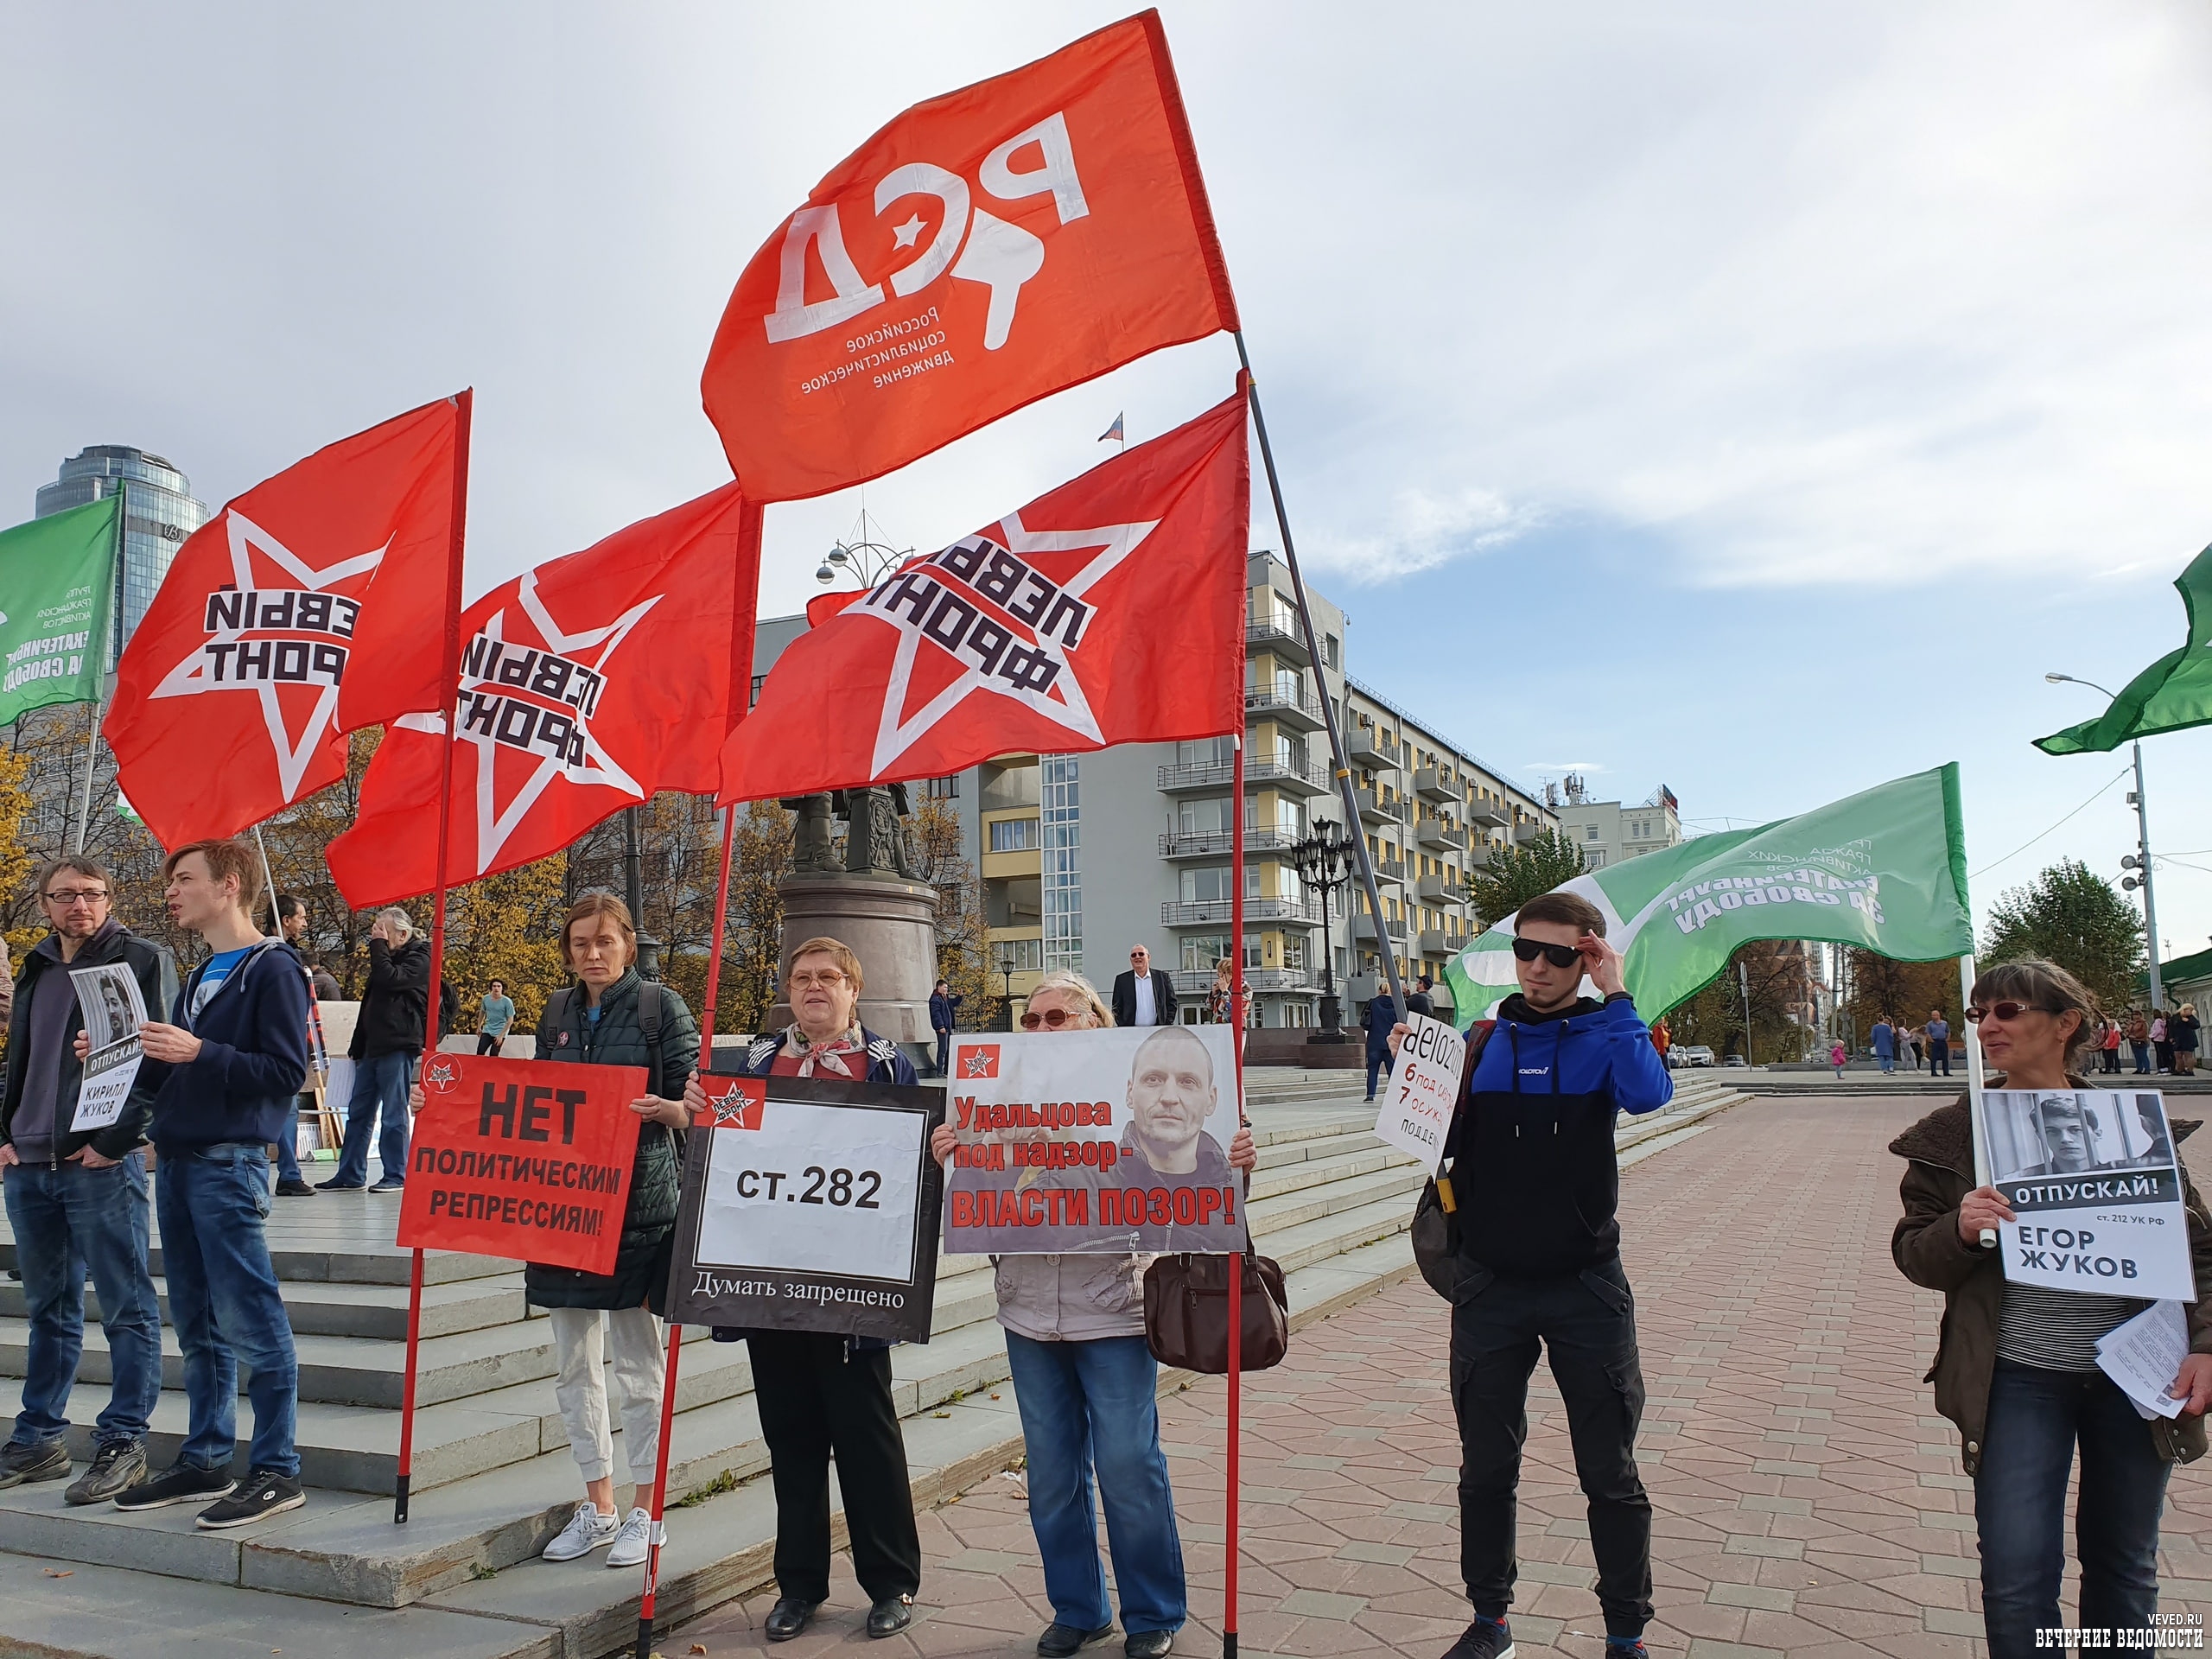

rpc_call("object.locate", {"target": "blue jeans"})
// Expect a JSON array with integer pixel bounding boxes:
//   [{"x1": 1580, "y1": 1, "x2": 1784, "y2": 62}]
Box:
[
  {"x1": 3, "y1": 1154, "x2": 162, "y2": 1448},
  {"x1": 274, "y1": 1097, "x2": 306, "y2": 1184},
  {"x1": 1365, "y1": 1039, "x2": 1393, "y2": 1099},
  {"x1": 156, "y1": 1145, "x2": 300, "y2": 1478},
  {"x1": 2135, "y1": 1042, "x2": 2152, "y2": 1073},
  {"x1": 1977, "y1": 1360, "x2": 2168, "y2": 1658},
  {"x1": 1878, "y1": 1054, "x2": 1894, "y2": 1072},
  {"x1": 331, "y1": 1051, "x2": 416, "y2": 1186},
  {"x1": 1003, "y1": 1331, "x2": 1185, "y2": 1636},
  {"x1": 934, "y1": 1031, "x2": 952, "y2": 1077}
]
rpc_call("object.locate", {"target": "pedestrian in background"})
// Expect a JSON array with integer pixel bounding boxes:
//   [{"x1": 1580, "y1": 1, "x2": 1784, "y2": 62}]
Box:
[
  {"x1": 2102, "y1": 1014, "x2": 2125, "y2": 1075},
  {"x1": 1206, "y1": 957, "x2": 1235, "y2": 1025},
  {"x1": 476, "y1": 979, "x2": 515, "y2": 1058},
  {"x1": 2173, "y1": 1002, "x2": 2202, "y2": 1076},
  {"x1": 1363, "y1": 988, "x2": 1400, "y2": 1102},
  {"x1": 928, "y1": 977, "x2": 957, "y2": 1077},
  {"x1": 1829, "y1": 1038, "x2": 1847, "y2": 1079},
  {"x1": 1111, "y1": 945, "x2": 1178, "y2": 1028},
  {"x1": 0, "y1": 856, "x2": 176, "y2": 1505},
  {"x1": 1926, "y1": 1007, "x2": 1952, "y2": 1078},
  {"x1": 320, "y1": 907, "x2": 428, "y2": 1193},
  {"x1": 1872, "y1": 1014, "x2": 1896, "y2": 1074},
  {"x1": 1891, "y1": 959, "x2": 2212, "y2": 1658},
  {"x1": 2129, "y1": 1008, "x2": 2152, "y2": 1075},
  {"x1": 2153, "y1": 1011, "x2": 2173, "y2": 1074},
  {"x1": 927, "y1": 969, "x2": 1255, "y2": 1659}
]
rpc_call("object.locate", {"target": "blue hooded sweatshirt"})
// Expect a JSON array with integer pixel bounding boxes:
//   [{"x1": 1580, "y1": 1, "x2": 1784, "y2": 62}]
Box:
[
  {"x1": 143, "y1": 939, "x2": 311, "y2": 1155},
  {"x1": 1450, "y1": 991, "x2": 1673, "y2": 1276}
]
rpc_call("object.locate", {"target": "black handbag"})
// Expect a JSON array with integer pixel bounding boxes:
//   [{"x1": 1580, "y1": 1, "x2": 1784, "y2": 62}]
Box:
[{"x1": 1411, "y1": 1020, "x2": 1493, "y2": 1300}]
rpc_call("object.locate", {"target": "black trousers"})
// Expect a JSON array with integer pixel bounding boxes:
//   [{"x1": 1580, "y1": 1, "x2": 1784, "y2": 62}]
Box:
[
  {"x1": 747, "y1": 1330, "x2": 922, "y2": 1604},
  {"x1": 1451, "y1": 1256, "x2": 1655, "y2": 1637}
]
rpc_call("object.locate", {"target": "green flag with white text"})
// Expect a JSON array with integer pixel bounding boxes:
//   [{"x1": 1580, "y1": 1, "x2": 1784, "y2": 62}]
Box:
[
  {"x1": 2037, "y1": 544, "x2": 2212, "y2": 754},
  {"x1": 1443, "y1": 764, "x2": 1974, "y2": 1024},
  {"x1": 0, "y1": 496, "x2": 118, "y2": 726}
]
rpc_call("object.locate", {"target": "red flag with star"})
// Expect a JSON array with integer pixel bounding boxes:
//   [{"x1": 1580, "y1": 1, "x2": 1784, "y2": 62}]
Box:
[
  {"x1": 327, "y1": 485, "x2": 760, "y2": 909},
  {"x1": 717, "y1": 382, "x2": 1247, "y2": 803},
  {"x1": 105, "y1": 399, "x2": 462, "y2": 848},
  {"x1": 700, "y1": 9, "x2": 1237, "y2": 503}
]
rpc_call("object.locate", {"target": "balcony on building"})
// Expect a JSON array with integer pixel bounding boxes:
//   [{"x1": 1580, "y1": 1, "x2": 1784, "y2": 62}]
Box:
[
  {"x1": 1418, "y1": 929, "x2": 1453, "y2": 956},
  {"x1": 1465, "y1": 842, "x2": 1494, "y2": 868},
  {"x1": 1245, "y1": 671, "x2": 1325, "y2": 732},
  {"x1": 1348, "y1": 726, "x2": 1399, "y2": 772},
  {"x1": 1356, "y1": 786, "x2": 1408, "y2": 826},
  {"x1": 1158, "y1": 826, "x2": 1297, "y2": 860},
  {"x1": 1414, "y1": 815, "x2": 1465, "y2": 853},
  {"x1": 1353, "y1": 914, "x2": 1409, "y2": 944},
  {"x1": 1465, "y1": 802, "x2": 1507, "y2": 830},
  {"x1": 1416, "y1": 873, "x2": 1465, "y2": 906},
  {"x1": 1171, "y1": 966, "x2": 1314, "y2": 998},
  {"x1": 1157, "y1": 758, "x2": 1236, "y2": 792},
  {"x1": 1246, "y1": 598, "x2": 1311, "y2": 667},
  {"x1": 1160, "y1": 896, "x2": 1324, "y2": 927},
  {"x1": 1245, "y1": 752, "x2": 1330, "y2": 796},
  {"x1": 1513, "y1": 820, "x2": 1545, "y2": 844},
  {"x1": 1374, "y1": 850, "x2": 1408, "y2": 883},
  {"x1": 1413, "y1": 766, "x2": 1454, "y2": 803}
]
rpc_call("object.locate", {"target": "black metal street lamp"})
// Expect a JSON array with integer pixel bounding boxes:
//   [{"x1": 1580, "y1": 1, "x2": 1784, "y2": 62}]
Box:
[
  {"x1": 1290, "y1": 816, "x2": 1357, "y2": 1041},
  {"x1": 995, "y1": 944, "x2": 1019, "y2": 1032}
]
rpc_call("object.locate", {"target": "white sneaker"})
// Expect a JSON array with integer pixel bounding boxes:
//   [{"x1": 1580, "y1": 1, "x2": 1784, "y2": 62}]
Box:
[
  {"x1": 606, "y1": 1505, "x2": 657, "y2": 1568},
  {"x1": 541, "y1": 1501, "x2": 621, "y2": 1561}
]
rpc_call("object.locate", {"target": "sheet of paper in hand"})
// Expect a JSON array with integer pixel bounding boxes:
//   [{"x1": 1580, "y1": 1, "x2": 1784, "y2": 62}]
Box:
[
  {"x1": 1980, "y1": 1088, "x2": 2196, "y2": 1301},
  {"x1": 943, "y1": 1024, "x2": 1246, "y2": 1256},
  {"x1": 69, "y1": 963, "x2": 147, "y2": 1134},
  {"x1": 1375, "y1": 1012, "x2": 1465, "y2": 1176},
  {"x1": 663, "y1": 1072, "x2": 943, "y2": 1344}
]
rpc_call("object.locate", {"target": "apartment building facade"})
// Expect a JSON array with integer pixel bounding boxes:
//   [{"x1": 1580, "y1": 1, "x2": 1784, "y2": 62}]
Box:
[
  {"x1": 750, "y1": 554, "x2": 1554, "y2": 1027},
  {"x1": 1551, "y1": 778, "x2": 1683, "y2": 872}
]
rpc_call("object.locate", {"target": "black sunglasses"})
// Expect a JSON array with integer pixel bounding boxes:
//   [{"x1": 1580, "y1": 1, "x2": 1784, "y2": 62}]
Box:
[
  {"x1": 1020, "y1": 1007, "x2": 1072, "y2": 1030},
  {"x1": 1512, "y1": 938, "x2": 1581, "y2": 969},
  {"x1": 1966, "y1": 1001, "x2": 2041, "y2": 1023}
]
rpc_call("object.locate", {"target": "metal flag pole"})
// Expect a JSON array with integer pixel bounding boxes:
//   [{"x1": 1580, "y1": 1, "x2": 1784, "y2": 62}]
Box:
[
  {"x1": 1230, "y1": 344, "x2": 1408, "y2": 1020},
  {"x1": 69, "y1": 494, "x2": 124, "y2": 855},
  {"x1": 634, "y1": 495, "x2": 761, "y2": 1659},
  {"x1": 397, "y1": 388, "x2": 474, "y2": 1525},
  {"x1": 1960, "y1": 955, "x2": 1997, "y2": 1248}
]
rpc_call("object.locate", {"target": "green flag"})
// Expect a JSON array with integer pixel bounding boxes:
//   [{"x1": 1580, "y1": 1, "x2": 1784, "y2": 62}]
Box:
[
  {"x1": 1443, "y1": 763, "x2": 1974, "y2": 1024},
  {"x1": 2037, "y1": 544, "x2": 2212, "y2": 754},
  {"x1": 0, "y1": 496, "x2": 118, "y2": 727}
]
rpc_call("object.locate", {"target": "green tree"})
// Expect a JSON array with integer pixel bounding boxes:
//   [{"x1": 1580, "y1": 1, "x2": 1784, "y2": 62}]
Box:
[
  {"x1": 1981, "y1": 858, "x2": 2145, "y2": 1010},
  {"x1": 1843, "y1": 950, "x2": 1958, "y2": 1049},
  {"x1": 1466, "y1": 828, "x2": 1586, "y2": 930},
  {"x1": 721, "y1": 801, "x2": 790, "y2": 1036},
  {"x1": 442, "y1": 855, "x2": 570, "y2": 1032}
]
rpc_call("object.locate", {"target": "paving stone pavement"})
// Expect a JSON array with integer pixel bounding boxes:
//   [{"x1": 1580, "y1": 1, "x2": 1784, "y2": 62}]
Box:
[{"x1": 675, "y1": 1096, "x2": 2212, "y2": 1657}]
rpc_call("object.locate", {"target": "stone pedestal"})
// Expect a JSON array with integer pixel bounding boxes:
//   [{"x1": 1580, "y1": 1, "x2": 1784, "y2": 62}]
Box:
[{"x1": 767, "y1": 875, "x2": 940, "y2": 1048}]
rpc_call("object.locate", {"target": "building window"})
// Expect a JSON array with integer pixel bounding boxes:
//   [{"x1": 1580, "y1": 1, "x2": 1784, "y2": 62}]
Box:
[
  {"x1": 1177, "y1": 735, "x2": 1236, "y2": 766},
  {"x1": 749, "y1": 673, "x2": 766, "y2": 709},
  {"x1": 995, "y1": 936, "x2": 1044, "y2": 972},
  {"x1": 1586, "y1": 849, "x2": 1607, "y2": 869},
  {"x1": 1586, "y1": 825, "x2": 1599, "y2": 841},
  {"x1": 924, "y1": 774, "x2": 959, "y2": 799},
  {"x1": 988, "y1": 817, "x2": 1038, "y2": 852},
  {"x1": 1040, "y1": 755, "x2": 1082, "y2": 972},
  {"x1": 1324, "y1": 633, "x2": 1340, "y2": 669}
]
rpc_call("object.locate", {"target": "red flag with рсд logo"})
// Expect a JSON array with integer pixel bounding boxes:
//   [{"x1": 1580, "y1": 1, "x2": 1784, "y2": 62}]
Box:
[
  {"x1": 717, "y1": 381, "x2": 1248, "y2": 802},
  {"x1": 327, "y1": 485, "x2": 760, "y2": 909},
  {"x1": 700, "y1": 9, "x2": 1238, "y2": 503},
  {"x1": 105, "y1": 398, "x2": 463, "y2": 848}
]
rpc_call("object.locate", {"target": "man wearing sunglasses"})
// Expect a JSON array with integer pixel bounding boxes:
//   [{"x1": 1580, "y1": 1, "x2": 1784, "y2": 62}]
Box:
[{"x1": 1415, "y1": 891, "x2": 1674, "y2": 1659}]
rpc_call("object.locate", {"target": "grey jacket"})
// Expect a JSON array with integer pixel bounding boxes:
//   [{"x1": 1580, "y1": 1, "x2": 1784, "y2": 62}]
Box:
[{"x1": 991, "y1": 1250, "x2": 1154, "y2": 1343}]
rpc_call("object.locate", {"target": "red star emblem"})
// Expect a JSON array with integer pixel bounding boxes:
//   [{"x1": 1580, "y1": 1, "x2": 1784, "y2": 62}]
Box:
[
  {"x1": 959, "y1": 1045, "x2": 1001, "y2": 1079},
  {"x1": 423, "y1": 1058, "x2": 460, "y2": 1095},
  {"x1": 704, "y1": 1076, "x2": 766, "y2": 1130}
]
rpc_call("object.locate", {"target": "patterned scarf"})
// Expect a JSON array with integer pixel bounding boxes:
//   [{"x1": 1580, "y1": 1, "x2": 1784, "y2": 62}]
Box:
[{"x1": 784, "y1": 1022, "x2": 868, "y2": 1078}]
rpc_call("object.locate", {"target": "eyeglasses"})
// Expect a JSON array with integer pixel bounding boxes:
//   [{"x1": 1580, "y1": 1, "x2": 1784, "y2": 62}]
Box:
[
  {"x1": 1020, "y1": 1007, "x2": 1072, "y2": 1029},
  {"x1": 1512, "y1": 938, "x2": 1581, "y2": 969},
  {"x1": 787, "y1": 970, "x2": 848, "y2": 990},
  {"x1": 1129, "y1": 951, "x2": 1147, "y2": 961},
  {"x1": 42, "y1": 888, "x2": 108, "y2": 906},
  {"x1": 1966, "y1": 1001, "x2": 2040, "y2": 1023}
]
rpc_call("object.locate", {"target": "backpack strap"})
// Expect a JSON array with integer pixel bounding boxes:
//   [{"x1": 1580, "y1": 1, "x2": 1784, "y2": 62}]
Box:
[
  {"x1": 537, "y1": 988, "x2": 574, "y2": 1058},
  {"x1": 639, "y1": 982, "x2": 666, "y2": 1100}
]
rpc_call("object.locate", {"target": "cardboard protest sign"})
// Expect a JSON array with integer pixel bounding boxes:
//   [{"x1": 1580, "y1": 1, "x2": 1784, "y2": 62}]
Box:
[
  {"x1": 1979, "y1": 1089, "x2": 2196, "y2": 1302},
  {"x1": 396, "y1": 1053, "x2": 646, "y2": 1275},
  {"x1": 69, "y1": 963, "x2": 147, "y2": 1133},
  {"x1": 943, "y1": 1024, "x2": 1245, "y2": 1256},
  {"x1": 664, "y1": 1071, "x2": 943, "y2": 1344},
  {"x1": 1375, "y1": 1012, "x2": 1465, "y2": 1175}
]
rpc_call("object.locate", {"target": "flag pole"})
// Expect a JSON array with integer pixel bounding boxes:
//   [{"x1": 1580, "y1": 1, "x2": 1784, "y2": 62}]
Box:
[
  {"x1": 397, "y1": 388, "x2": 474, "y2": 1526},
  {"x1": 1230, "y1": 344, "x2": 1408, "y2": 1020},
  {"x1": 1961, "y1": 955, "x2": 1997, "y2": 1247},
  {"x1": 69, "y1": 496, "x2": 124, "y2": 855},
  {"x1": 633, "y1": 494, "x2": 759, "y2": 1659},
  {"x1": 1224, "y1": 721, "x2": 1246, "y2": 1659}
]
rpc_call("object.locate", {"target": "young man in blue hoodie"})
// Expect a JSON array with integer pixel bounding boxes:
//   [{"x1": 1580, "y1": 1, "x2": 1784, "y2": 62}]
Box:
[
  {"x1": 109, "y1": 838, "x2": 309, "y2": 1529},
  {"x1": 1417, "y1": 890, "x2": 1673, "y2": 1659}
]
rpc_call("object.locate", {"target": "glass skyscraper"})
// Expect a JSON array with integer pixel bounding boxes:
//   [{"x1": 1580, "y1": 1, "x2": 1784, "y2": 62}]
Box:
[{"x1": 35, "y1": 446, "x2": 210, "y2": 665}]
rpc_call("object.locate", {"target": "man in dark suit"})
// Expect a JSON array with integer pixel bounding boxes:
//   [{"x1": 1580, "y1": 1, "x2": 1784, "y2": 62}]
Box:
[{"x1": 1111, "y1": 944, "x2": 1179, "y2": 1028}]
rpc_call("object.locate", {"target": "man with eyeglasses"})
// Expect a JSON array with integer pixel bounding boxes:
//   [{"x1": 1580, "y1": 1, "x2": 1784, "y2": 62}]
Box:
[
  {"x1": 1400, "y1": 890, "x2": 1673, "y2": 1659},
  {"x1": 1111, "y1": 945, "x2": 1178, "y2": 1029},
  {"x1": 0, "y1": 856, "x2": 177, "y2": 1504}
]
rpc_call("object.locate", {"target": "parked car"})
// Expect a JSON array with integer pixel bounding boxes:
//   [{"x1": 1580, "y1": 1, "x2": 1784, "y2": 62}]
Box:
[
  {"x1": 1675, "y1": 1045, "x2": 1716, "y2": 1068},
  {"x1": 1723, "y1": 1053, "x2": 1748, "y2": 1067}
]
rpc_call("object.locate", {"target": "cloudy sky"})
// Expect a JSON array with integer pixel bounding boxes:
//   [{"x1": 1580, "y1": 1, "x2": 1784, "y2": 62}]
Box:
[{"x1": 7, "y1": 3, "x2": 2212, "y2": 963}]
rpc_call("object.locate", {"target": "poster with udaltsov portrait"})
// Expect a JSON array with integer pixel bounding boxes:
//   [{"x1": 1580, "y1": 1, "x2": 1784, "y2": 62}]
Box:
[
  {"x1": 1978, "y1": 1089, "x2": 2196, "y2": 1301},
  {"x1": 68, "y1": 963, "x2": 147, "y2": 1133},
  {"x1": 942, "y1": 1025, "x2": 1246, "y2": 1255}
]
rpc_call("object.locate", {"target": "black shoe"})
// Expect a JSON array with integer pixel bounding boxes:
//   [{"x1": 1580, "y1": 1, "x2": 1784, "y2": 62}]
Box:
[
  {"x1": 315, "y1": 1178, "x2": 365, "y2": 1192},
  {"x1": 274, "y1": 1179, "x2": 316, "y2": 1198},
  {"x1": 765, "y1": 1596, "x2": 823, "y2": 1642},
  {"x1": 367, "y1": 1179, "x2": 404, "y2": 1194},
  {"x1": 1124, "y1": 1634, "x2": 1173, "y2": 1659},
  {"x1": 0, "y1": 1438, "x2": 70, "y2": 1490},
  {"x1": 1039, "y1": 1624, "x2": 1116, "y2": 1656},
  {"x1": 66, "y1": 1440, "x2": 146, "y2": 1505},
  {"x1": 1442, "y1": 1617, "x2": 1515, "y2": 1659},
  {"x1": 868, "y1": 1594, "x2": 916, "y2": 1638},
  {"x1": 195, "y1": 1469, "x2": 304, "y2": 1529},
  {"x1": 111, "y1": 1461, "x2": 236, "y2": 1511}
]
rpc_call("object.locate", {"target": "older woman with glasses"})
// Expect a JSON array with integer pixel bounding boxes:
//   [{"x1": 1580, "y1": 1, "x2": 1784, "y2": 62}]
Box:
[
  {"x1": 684, "y1": 936, "x2": 920, "y2": 1643},
  {"x1": 931, "y1": 969, "x2": 1255, "y2": 1659},
  {"x1": 1892, "y1": 959, "x2": 2212, "y2": 1657}
]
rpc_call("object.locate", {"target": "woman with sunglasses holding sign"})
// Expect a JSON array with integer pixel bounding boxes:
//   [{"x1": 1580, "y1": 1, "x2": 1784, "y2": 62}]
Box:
[
  {"x1": 683, "y1": 937, "x2": 920, "y2": 1643},
  {"x1": 1891, "y1": 959, "x2": 2212, "y2": 1657},
  {"x1": 927, "y1": 969, "x2": 1255, "y2": 1659}
]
